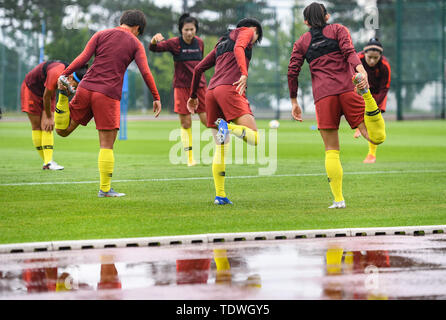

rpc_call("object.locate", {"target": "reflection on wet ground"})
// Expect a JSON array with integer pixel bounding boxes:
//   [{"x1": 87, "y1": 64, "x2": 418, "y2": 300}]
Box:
[{"x1": 1, "y1": 234, "x2": 446, "y2": 300}]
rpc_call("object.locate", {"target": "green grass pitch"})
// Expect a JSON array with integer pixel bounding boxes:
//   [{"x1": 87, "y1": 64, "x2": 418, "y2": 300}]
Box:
[{"x1": 0, "y1": 118, "x2": 445, "y2": 244}]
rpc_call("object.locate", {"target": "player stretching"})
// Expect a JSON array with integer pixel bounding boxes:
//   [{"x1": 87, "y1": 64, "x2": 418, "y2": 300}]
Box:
[
  {"x1": 188, "y1": 18, "x2": 263, "y2": 205},
  {"x1": 21, "y1": 60, "x2": 87, "y2": 170},
  {"x1": 354, "y1": 38, "x2": 391, "y2": 163},
  {"x1": 56, "y1": 10, "x2": 161, "y2": 198},
  {"x1": 288, "y1": 2, "x2": 386, "y2": 209},
  {"x1": 149, "y1": 13, "x2": 207, "y2": 167}
]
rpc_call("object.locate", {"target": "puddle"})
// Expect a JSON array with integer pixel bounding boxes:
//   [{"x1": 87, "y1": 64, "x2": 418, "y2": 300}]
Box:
[{"x1": 1, "y1": 235, "x2": 446, "y2": 300}]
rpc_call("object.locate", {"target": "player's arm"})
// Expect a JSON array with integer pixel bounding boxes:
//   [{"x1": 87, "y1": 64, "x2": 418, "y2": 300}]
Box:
[
  {"x1": 134, "y1": 41, "x2": 162, "y2": 117},
  {"x1": 287, "y1": 38, "x2": 306, "y2": 122},
  {"x1": 375, "y1": 61, "x2": 391, "y2": 105},
  {"x1": 41, "y1": 87, "x2": 55, "y2": 131},
  {"x1": 187, "y1": 48, "x2": 216, "y2": 113},
  {"x1": 149, "y1": 34, "x2": 175, "y2": 53},
  {"x1": 233, "y1": 27, "x2": 254, "y2": 95},
  {"x1": 61, "y1": 32, "x2": 99, "y2": 79},
  {"x1": 190, "y1": 48, "x2": 216, "y2": 98},
  {"x1": 336, "y1": 24, "x2": 368, "y2": 89},
  {"x1": 41, "y1": 64, "x2": 65, "y2": 131}
]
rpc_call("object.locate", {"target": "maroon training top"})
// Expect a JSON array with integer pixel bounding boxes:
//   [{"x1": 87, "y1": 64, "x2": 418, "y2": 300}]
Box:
[
  {"x1": 190, "y1": 27, "x2": 254, "y2": 98},
  {"x1": 24, "y1": 61, "x2": 66, "y2": 97},
  {"x1": 62, "y1": 27, "x2": 160, "y2": 101},
  {"x1": 358, "y1": 51, "x2": 391, "y2": 105},
  {"x1": 288, "y1": 24, "x2": 362, "y2": 103},
  {"x1": 149, "y1": 36, "x2": 207, "y2": 88}
]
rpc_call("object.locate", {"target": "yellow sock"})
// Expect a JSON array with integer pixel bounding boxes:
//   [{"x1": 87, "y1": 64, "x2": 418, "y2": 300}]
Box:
[
  {"x1": 227, "y1": 123, "x2": 258, "y2": 146},
  {"x1": 214, "y1": 249, "x2": 231, "y2": 284},
  {"x1": 55, "y1": 93, "x2": 70, "y2": 130},
  {"x1": 214, "y1": 249, "x2": 231, "y2": 271},
  {"x1": 31, "y1": 130, "x2": 44, "y2": 161},
  {"x1": 368, "y1": 141, "x2": 377, "y2": 157},
  {"x1": 325, "y1": 150, "x2": 344, "y2": 202},
  {"x1": 326, "y1": 248, "x2": 344, "y2": 275},
  {"x1": 98, "y1": 148, "x2": 114, "y2": 192},
  {"x1": 180, "y1": 127, "x2": 194, "y2": 164},
  {"x1": 362, "y1": 91, "x2": 386, "y2": 145},
  {"x1": 41, "y1": 131, "x2": 54, "y2": 165},
  {"x1": 212, "y1": 144, "x2": 228, "y2": 197}
]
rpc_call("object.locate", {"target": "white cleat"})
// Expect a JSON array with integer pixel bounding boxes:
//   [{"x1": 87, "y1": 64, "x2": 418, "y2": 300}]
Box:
[
  {"x1": 328, "y1": 200, "x2": 346, "y2": 209},
  {"x1": 43, "y1": 160, "x2": 64, "y2": 170}
]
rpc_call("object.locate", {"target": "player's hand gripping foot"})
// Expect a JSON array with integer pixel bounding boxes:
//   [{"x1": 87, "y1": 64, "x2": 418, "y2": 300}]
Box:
[
  {"x1": 42, "y1": 160, "x2": 64, "y2": 170},
  {"x1": 363, "y1": 154, "x2": 376, "y2": 164},
  {"x1": 214, "y1": 196, "x2": 233, "y2": 205},
  {"x1": 328, "y1": 200, "x2": 346, "y2": 209},
  {"x1": 215, "y1": 118, "x2": 229, "y2": 144},
  {"x1": 352, "y1": 73, "x2": 369, "y2": 95},
  {"x1": 98, "y1": 188, "x2": 126, "y2": 198}
]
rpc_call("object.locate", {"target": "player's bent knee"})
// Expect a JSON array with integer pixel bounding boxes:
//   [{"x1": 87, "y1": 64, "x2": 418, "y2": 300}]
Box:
[{"x1": 370, "y1": 135, "x2": 386, "y2": 145}]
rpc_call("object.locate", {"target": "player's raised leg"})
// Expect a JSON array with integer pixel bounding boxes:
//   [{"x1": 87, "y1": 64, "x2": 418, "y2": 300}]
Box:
[
  {"x1": 227, "y1": 113, "x2": 258, "y2": 146},
  {"x1": 353, "y1": 73, "x2": 386, "y2": 145},
  {"x1": 55, "y1": 92, "x2": 71, "y2": 131}
]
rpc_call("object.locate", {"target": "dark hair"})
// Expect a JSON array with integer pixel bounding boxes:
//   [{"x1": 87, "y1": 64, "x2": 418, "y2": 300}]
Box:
[
  {"x1": 72, "y1": 64, "x2": 89, "y2": 83},
  {"x1": 364, "y1": 38, "x2": 383, "y2": 54},
  {"x1": 303, "y1": 2, "x2": 328, "y2": 28},
  {"x1": 120, "y1": 10, "x2": 147, "y2": 35},
  {"x1": 178, "y1": 13, "x2": 199, "y2": 34},
  {"x1": 236, "y1": 18, "x2": 263, "y2": 44}
]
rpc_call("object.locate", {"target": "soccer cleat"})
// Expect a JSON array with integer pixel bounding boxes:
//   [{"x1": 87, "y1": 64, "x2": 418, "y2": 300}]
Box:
[
  {"x1": 58, "y1": 75, "x2": 76, "y2": 95},
  {"x1": 215, "y1": 118, "x2": 229, "y2": 144},
  {"x1": 352, "y1": 73, "x2": 369, "y2": 95},
  {"x1": 328, "y1": 200, "x2": 346, "y2": 209},
  {"x1": 42, "y1": 160, "x2": 64, "y2": 170},
  {"x1": 363, "y1": 154, "x2": 376, "y2": 164},
  {"x1": 214, "y1": 196, "x2": 233, "y2": 205},
  {"x1": 354, "y1": 128, "x2": 362, "y2": 139},
  {"x1": 98, "y1": 188, "x2": 126, "y2": 198}
]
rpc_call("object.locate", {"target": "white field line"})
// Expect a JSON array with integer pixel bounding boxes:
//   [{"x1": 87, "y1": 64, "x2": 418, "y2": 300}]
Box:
[{"x1": 0, "y1": 169, "x2": 445, "y2": 187}]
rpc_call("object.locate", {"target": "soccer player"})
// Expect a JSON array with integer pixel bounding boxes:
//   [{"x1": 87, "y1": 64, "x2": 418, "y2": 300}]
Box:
[
  {"x1": 56, "y1": 10, "x2": 161, "y2": 198},
  {"x1": 188, "y1": 18, "x2": 263, "y2": 205},
  {"x1": 354, "y1": 38, "x2": 391, "y2": 164},
  {"x1": 149, "y1": 13, "x2": 207, "y2": 167},
  {"x1": 21, "y1": 60, "x2": 87, "y2": 170},
  {"x1": 287, "y1": 2, "x2": 386, "y2": 209}
]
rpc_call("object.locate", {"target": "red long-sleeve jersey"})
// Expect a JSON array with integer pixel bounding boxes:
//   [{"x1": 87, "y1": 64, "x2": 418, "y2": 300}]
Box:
[
  {"x1": 358, "y1": 51, "x2": 391, "y2": 106},
  {"x1": 149, "y1": 36, "x2": 207, "y2": 88},
  {"x1": 288, "y1": 24, "x2": 362, "y2": 103},
  {"x1": 63, "y1": 27, "x2": 160, "y2": 101},
  {"x1": 190, "y1": 27, "x2": 254, "y2": 99}
]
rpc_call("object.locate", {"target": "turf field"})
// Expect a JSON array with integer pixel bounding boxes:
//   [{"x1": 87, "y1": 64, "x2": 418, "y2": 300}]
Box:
[{"x1": 0, "y1": 117, "x2": 445, "y2": 244}]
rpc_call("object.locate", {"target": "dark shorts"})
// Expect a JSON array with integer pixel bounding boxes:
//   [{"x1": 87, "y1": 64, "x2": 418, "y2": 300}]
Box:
[
  {"x1": 69, "y1": 86, "x2": 120, "y2": 130},
  {"x1": 175, "y1": 87, "x2": 206, "y2": 115},
  {"x1": 315, "y1": 91, "x2": 365, "y2": 130},
  {"x1": 205, "y1": 85, "x2": 254, "y2": 128},
  {"x1": 21, "y1": 82, "x2": 56, "y2": 115}
]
